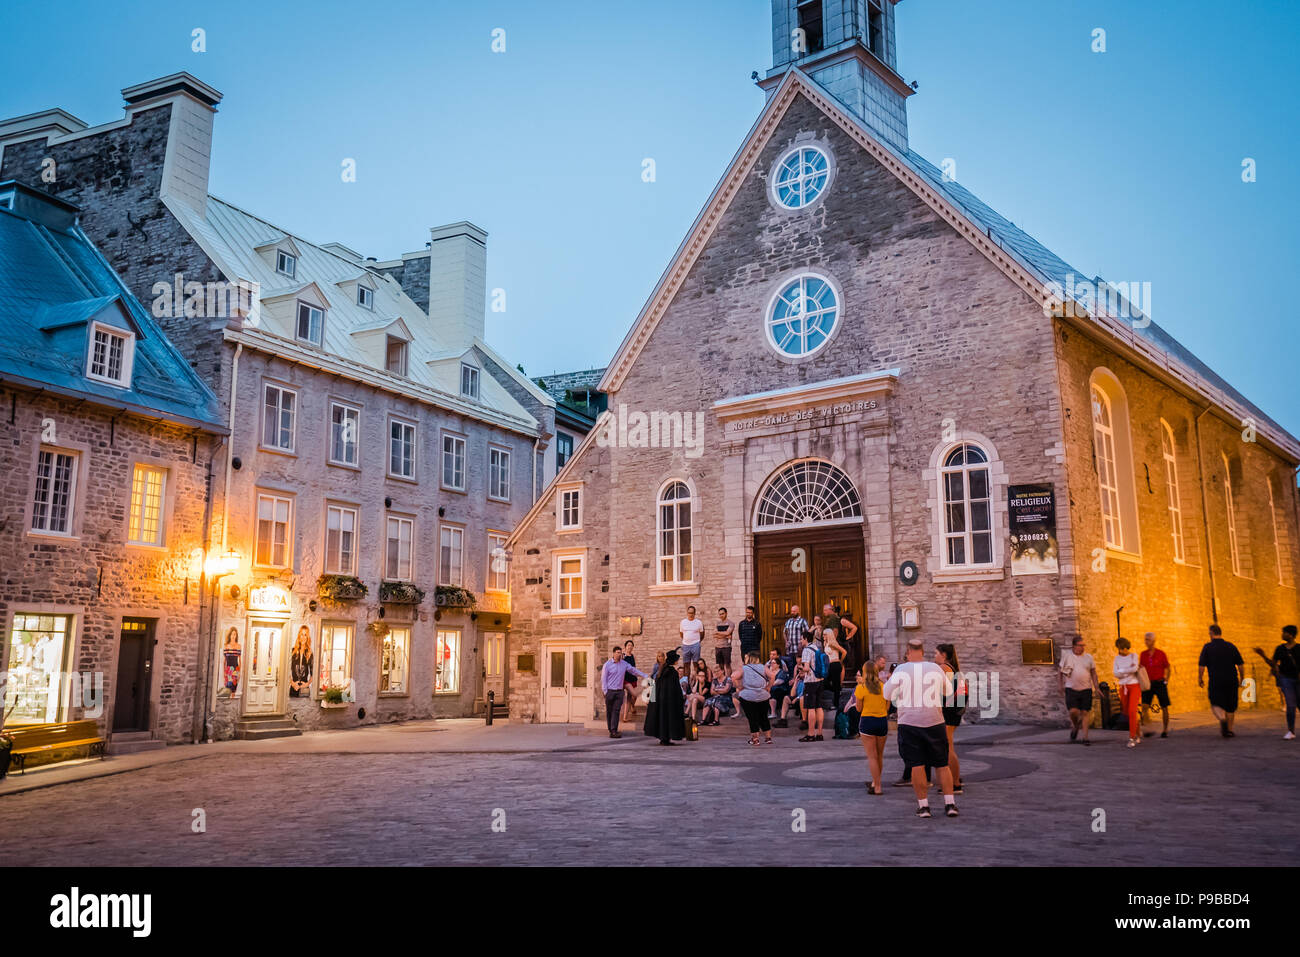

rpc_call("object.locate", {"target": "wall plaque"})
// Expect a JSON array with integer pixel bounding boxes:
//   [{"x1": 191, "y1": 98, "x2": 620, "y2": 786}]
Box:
[
  {"x1": 1021, "y1": 639, "x2": 1056, "y2": 666},
  {"x1": 516, "y1": 654, "x2": 536, "y2": 673},
  {"x1": 619, "y1": 616, "x2": 643, "y2": 636}
]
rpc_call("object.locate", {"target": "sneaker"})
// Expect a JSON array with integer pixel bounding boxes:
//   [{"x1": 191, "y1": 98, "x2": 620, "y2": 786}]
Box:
[
  {"x1": 893, "y1": 778, "x2": 912, "y2": 788},
  {"x1": 916, "y1": 805, "x2": 932, "y2": 819},
  {"x1": 1127, "y1": 739, "x2": 1137, "y2": 748},
  {"x1": 953, "y1": 782, "x2": 964, "y2": 795},
  {"x1": 1285, "y1": 732, "x2": 1296, "y2": 740},
  {"x1": 798, "y1": 735, "x2": 816, "y2": 742},
  {"x1": 1160, "y1": 731, "x2": 1168, "y2": 738},
  {"x1": 945, "y1": 804, "x2": 959, "y2": 818}
]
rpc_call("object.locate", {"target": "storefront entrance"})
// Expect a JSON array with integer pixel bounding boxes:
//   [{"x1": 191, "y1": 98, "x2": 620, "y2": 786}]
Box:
[
  {"x1": 245, "y1": 620, "x2": 285, "y2": 715},
  {"x1": 112, "y1": 618, "x2": 155, "y2": 733},
  {"x1": 755, "y1": 524, "x2": 867, "y2": 670},
  {"x1": 540, "y1": 641, "x2": 593, "y2": 723}
]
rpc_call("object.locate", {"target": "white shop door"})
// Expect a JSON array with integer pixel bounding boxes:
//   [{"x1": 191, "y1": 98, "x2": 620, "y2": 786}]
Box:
[{"x1": 542, "y1": 643, "x2": 593, "y2": 723}]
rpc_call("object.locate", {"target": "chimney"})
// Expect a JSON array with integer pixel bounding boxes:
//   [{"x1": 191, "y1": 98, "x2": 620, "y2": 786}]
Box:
[
  {"x1": 120, "y1": 73, "x2": 222, "y2": 218},
  {"x1": 427, "y1": 222, "x2": 487, "y2": 351}
]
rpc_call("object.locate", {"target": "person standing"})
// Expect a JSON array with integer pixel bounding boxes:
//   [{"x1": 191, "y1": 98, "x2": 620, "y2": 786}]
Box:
[
  {"x1": 734, "y1": 652, "x2": 774, "y2": 746},
  {"x1": 782, "y1": 606, "x2": 809, "y2": 685},
  {"x1": 680, "y1": 606, "x2": 705, "y2": 668},
  {"x1": 738, "y1": 606, "x2": 763, "y2": 660},
  {"x1": 935, "y1": 643, "x2": 965, "y2": 794},
  {"x1": 1138, "y1": 632, "x2": 1172, "y2": 738},
  {"x1": 599, "y1": 645, "x2": 647, "y2": 738},
  {"x1": 798, "y1": 633, "x2": 826, "y2": 742},
  {"x1": 1058, "y1": 637, "x2": 1101, "y2": 745},
  {"x1": 822, "y1": 626, "x2": 848, "y2": 724},
  {"x1": 644, "y1": 650, "x2": 687, "y2": 745},
  {"x1": 856, "y1": 663, "x2": 889, "y2": 795},
  {"x1": 883, "y1": 639, "x2": 958, "y2": 818},
  {"x1": 1198, "y1": 624, "x2": 1245, "y2": 738},
  {"x1": 714, "y1": 607, "x2": 736, "y2": 670},
  {"x1": 1112, "y1": 637, "x2": 1141, "y2": 748},
  {"x1": 621, "y1": 639, "x2": 641, "y2": 722},
  {"x1": 1267, "y1": 625, "x2": 1300, "y2": 739}
]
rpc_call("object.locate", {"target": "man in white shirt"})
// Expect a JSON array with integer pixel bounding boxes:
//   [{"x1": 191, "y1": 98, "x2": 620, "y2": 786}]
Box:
[
  {"x1": 882, "y1": 638, "x2": 957, "y2": 818},
  {"x1": 1057, "y1": 636, "x2": 1100, "y2": 745},
  {"x1": 680, "y1": 605, "x2": 704, "y2": 667}
]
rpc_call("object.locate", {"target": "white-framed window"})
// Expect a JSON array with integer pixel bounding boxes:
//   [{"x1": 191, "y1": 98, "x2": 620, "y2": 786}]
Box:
[
  {"x1": 1089, "y1": 370, "x2": 1139, "y2": 555},
  {"x1": 255, "y1": 492, "x2": 293, "y2": 568},
  {"x1": 435, "y1": 628, "x2": 461, "y2": 693},
  {"x1": 765, "y1": 272, "x2": 840, "y2": 359},
  {"x1": 558, "y1": 485, "x2": 582, "y2": 531},
  {"x1": 4, "y1": 613, "x2": 74, "y2": 725},
  {"x1": 385, "y1": 515, "x2": 415, "y2": 581},
  {"x1": 554, "y1": 551, "x2": 585, "y2": 615},
  {"x1": 1223, "y1": 453, "x2": 1242, "y2": 577},
  {"x1": 487, "y1": 531, "x2": 509, "y2": 592},
  {"x1": 771, "y1": 144, "x2": 832, "y2": 210},
  {"x1": 324, "y1": 504, "x2": 358, "y2": 575},
  {"x1": 488, "y1": 446, "x2": 511, "y2": 501},
  {"x1": 1268, "y1": 476, "x2": 1295, "y2": 587},
  {"x1": 319, "y1": 622, "x2": 353, "y2": 695},
  {"x1": 31, "y1": 448, "x2": 78, "y2": 535},
  {"x1": 357, "y1": 285, "x2": 374, "y2": 310},
  {"x1": 86, "y1": 322, "x2": 134, "y2": 387},
  {"x1": 296, "y1": 301, "x2": 323, "y2": 345},
  {"x1": 657, "y1": 481, "x2": 694, "y2": 583},
  {"x1": 442, "y1": 433, "x2": 466, "y2": 490},
  {"x1": 328, "y1": 402, "x2": 359, "y2": 467},
  {"x1": 388, "y1": 417, "x2": 416, "y2": 480},
  {"x1": 940, "y1": 444, "x2": 993, "y2": 566},
  {"x1": 1160, "y1": 420, "x2": 1185, "y2": 563},
  {"x1": 460, "y1": 363, "x2": 480, "y2": 399},
  {"x1": 276, "y1": 249, "x2": 296, "y2": 278},
  {"x1": 262, "y1": 383, "x2": 296, "y2": 452},
  {"x1": 379, "y1": 625, "x2": 410, "y2": 695},
  {"x1": 439, "y1": 524, "x2": 464, "y2": 586},
  {"x1": 386, "y1": 336, "x2": 407, "y2": 376},
  {"x1": 127, "y1": 464, "x2": 167, "y2": 546}
]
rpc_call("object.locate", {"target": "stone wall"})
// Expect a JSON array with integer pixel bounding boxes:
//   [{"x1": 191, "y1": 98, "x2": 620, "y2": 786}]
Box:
[{"x1": 0, "y1": 385, "x2": 218, "y2": 744}]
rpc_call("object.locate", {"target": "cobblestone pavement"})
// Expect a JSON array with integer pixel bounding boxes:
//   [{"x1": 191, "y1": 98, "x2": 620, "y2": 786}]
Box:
[{"x1": 3, "y1": 712, "x2": 1295, "y2": 866}]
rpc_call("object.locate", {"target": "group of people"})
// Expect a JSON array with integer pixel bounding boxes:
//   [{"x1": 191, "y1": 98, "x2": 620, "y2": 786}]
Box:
[{"x1": 1058, "y1": 623, "x2": 1300, "y2": 745}]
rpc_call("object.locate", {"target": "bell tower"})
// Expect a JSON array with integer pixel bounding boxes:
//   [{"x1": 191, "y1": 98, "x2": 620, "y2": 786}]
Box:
[{"x1": 759, "y1": 0, "x2": 913, "y2": 152}]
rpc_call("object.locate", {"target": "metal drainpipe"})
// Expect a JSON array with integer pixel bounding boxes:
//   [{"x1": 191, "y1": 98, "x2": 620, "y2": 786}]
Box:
[
  {"x1": 532, "y1": 436, "x2": 539, "y2": 504},
  {"x1": 1193, "y1": 404, "x2": 1218, "y2": 623}
]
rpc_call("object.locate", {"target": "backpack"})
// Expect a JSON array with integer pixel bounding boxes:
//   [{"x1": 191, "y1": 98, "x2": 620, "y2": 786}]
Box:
[
  {"x1": 812, "y1": 649, "x2": 829, "y2": 679},
  {"x1": 833, "y1": 710, "x2": 854, "y2": 739}
]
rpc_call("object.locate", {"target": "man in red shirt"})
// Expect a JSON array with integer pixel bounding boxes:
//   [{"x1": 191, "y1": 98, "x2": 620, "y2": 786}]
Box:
[{"x1": 1139, "y1": 632, "x2": 1173, "y2": 737}]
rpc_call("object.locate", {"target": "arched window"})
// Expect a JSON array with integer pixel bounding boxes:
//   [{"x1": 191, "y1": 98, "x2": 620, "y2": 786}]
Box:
[
  {"x1": 1223, "y1": 453, "x2": 1241, "y2": 577},
  {"x1": 657, "y1": 481, "x2": 694, "y2": 584},
  {"x1": 940, "y1": 444, "x2": 993, "y2": 566},
  {"x1": 1268, "y1": 475, "x2": 1295, "y2": 587},
  {"x1": 1160, "y1": 420, "x2": 1185, "y2": 562},
  {"x1": 754, "y1": 460, "x2": 862, "y2": 530},
  {"x1": 1089, "y1": 370, "x2": 1139, "y2": 554}
]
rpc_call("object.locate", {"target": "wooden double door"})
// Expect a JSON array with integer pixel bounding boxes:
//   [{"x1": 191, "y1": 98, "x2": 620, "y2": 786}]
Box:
[{"x1": 755, "y1": 525, "x2": 867, "y2": 670}]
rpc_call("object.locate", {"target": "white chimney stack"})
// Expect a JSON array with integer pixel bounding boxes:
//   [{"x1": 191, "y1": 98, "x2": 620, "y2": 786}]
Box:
[
  {"x1": 427, "y1": 222, "x2": 487, "y2": 352},
  {"x1": 120, "y1": 73, "x2": 222, "y2": 219}
]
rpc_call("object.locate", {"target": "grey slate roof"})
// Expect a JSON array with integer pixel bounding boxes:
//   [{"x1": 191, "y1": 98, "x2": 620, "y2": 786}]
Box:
[{"x1": 0, "y1": 184, "x2": 224, "y2": 430}]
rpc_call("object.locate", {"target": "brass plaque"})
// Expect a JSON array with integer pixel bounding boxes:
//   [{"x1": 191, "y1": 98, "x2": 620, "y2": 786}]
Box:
[
  {"x1": 1021, "y1": 638, "x2": 1056, "y2": 666},
  {"x1": 619, "y1": 616, "x2": 643, "y2": 636},
  {"x1": 516, "y1": 654, "x2": 536, "y2": 673}
]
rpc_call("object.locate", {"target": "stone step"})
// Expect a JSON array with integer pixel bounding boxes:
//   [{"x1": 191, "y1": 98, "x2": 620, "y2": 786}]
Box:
[
  {"x1": 108, "y1": 732, "x2": 167, "y2": 755},
  {"x1": 234, "y1": 715, "x2": 301, "y2": 740}
]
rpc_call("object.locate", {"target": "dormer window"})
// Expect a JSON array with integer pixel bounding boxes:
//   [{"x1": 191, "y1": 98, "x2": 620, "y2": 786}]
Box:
[
  {"x1": 358, "y1": 285, "x2": 374, "y2": 310},
  {"x1": 460, "y1": 363, "x2": 480, "y2": 400},
  {"x1": 276, "y1": 250, "x2": 297, "y2": 278},
  {"x1": 386, "y1": 336, "x2": 408, "y2": 376},
  {"x1": 86, "y1": 322, "x2": 134, "y2": 387},
  {"x1": 296, "y1": 302, "x2": 323, "y2": 345}
]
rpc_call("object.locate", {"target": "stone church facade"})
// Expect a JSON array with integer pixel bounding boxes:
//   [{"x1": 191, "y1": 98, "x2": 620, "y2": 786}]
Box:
[{"x1": 505, "y1": 0, "x2": 1300, "y2": 725}]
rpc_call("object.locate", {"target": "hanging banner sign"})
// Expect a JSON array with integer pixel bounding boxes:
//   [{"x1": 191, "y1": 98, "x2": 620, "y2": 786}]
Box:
[{"x1": 1008, "y1": 484, "x2": 1059, "y2": 575}]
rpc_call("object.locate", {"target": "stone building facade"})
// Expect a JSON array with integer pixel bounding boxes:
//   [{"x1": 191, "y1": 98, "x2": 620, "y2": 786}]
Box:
[
  {"x1": 0, "y1": 182, "x2": 225, "y2": 751},
  {"x1": 0, "y1": 74, "x2": 556, "y2": 737},
  {"x1": 504, "y1": 1, "x2": 1300, "y2": 726}
]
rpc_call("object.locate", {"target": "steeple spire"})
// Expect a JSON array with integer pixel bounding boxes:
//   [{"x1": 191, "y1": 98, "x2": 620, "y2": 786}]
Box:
[{"x1": 759, "y1": 0, "x2": 913, "y2": 151}]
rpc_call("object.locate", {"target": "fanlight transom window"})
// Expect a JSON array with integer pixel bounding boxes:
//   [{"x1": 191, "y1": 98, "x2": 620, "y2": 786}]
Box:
[{"x1": 755, "y1": 461, "x2": 862, "y2": 530}]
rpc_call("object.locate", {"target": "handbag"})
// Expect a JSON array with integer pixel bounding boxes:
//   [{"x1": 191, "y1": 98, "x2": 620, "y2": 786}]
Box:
[{"x1": 1137, "y1": 665, "x2": 1151, "y2": 692}]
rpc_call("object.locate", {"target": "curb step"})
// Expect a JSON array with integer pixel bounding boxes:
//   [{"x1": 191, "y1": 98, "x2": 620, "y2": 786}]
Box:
[
  {"x1": 234, "y1": 714, "x2": 302, "y2": 740},
  {"x1": 108, "y1": 732, "x2": 168, "y2": 755}
]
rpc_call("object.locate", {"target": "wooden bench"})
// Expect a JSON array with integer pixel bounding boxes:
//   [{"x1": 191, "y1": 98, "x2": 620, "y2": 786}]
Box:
[{"x1": 5, "y1": 720, "x2": 106, "y2": 774}]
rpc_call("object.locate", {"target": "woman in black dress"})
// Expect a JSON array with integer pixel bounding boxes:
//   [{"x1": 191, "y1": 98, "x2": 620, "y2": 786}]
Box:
[{"x1": 644, "y1": 650, "x2": 687, "y2": 745}]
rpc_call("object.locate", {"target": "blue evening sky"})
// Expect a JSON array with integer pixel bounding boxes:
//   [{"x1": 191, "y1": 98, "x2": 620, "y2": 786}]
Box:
[{"x1": 3, "y1": 1, "x2": 1297, "y2": 433}]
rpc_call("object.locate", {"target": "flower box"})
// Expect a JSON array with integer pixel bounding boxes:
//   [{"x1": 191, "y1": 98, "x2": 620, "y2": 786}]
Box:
[
  {"x1": 317, "y1": 575, "x2": 368, "y2": 603},
  {"x1": 434, "y1": 585, "x2": 477, "y2": 609},
  {"x1": 379, "y1": 581, "x2": 426, "y2": 605}
]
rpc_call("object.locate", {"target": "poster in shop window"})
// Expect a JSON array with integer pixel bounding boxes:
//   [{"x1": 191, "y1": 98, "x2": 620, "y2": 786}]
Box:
[{"x1": 1008, "y1": 484, "x2": 1058, "y2": 575}]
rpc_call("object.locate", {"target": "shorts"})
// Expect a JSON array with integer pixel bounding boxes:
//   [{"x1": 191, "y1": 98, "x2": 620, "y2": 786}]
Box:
[
  {"x1": 1064, "y1": 688, "x2": 1093, "y2": 712},
  {"x1": 714, "y1": 646, "x2": 732, "y2": 667},
  {"x1": 1208, "y1": 681, "x2": 1239, "y2": 713},
  {"x1": 942, "y1": 707, "x2": 965, "y2": 728},
  {"x1": 1141, "y1": 679, "x2": 1171, "y2": 708},
  {"x1": 681, "y1": 643, "x2": 701, "y2": 665},
  {"x1": 897, "y1": 723, "x2": 950, "y2": 769},
  {"x1": 859, "y1": 715, "x2": 889, "y2": 737},
  {"x1": 802, "y1": 680, "x2": 823, "y2": 710}
]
